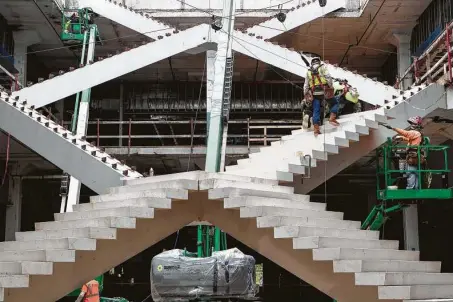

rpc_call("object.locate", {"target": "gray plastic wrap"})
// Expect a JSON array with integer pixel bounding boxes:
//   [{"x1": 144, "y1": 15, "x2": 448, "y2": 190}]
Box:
[{"x1": 150, "y1": 248, "x2": 257, "y2": 301}]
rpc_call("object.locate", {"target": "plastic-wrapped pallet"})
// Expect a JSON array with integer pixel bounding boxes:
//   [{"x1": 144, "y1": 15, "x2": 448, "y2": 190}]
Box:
[{"x1": 150, "y1": 248, "x2": 257, "y2": 301}]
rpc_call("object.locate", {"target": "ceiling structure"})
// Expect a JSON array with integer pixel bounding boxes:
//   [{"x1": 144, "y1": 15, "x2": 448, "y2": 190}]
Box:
[{"x1": 0, "y1": 0, "x2": 434, "y2": 82}]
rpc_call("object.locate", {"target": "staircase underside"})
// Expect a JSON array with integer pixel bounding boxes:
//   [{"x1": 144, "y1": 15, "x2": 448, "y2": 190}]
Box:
[{"x1": 2, "y1": 172, "x2": 452, "y2": 302}]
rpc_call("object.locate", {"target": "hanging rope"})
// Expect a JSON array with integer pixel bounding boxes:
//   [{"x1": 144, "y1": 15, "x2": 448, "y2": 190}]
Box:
[{"x1": 322, "y1": 10, "x2": 328, "y2": 205}]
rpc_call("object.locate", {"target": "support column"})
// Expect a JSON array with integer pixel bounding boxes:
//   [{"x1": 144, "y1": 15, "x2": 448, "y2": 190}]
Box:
[
  {"x1": 13, "y1": 31, "x2": 40, "y2": 91},
  {"x1": 403, "y1": 205, "x2": 420, "y2": 251},
  {"x1": 393, "y1": 32, "x2": 419, "y2": 251},
  {"x1": 204, "y1": 0, "x2": 235, "y2": 172},
  {"x1": 393, "y1": 33, "x2": 413, "y2": 90},
  {"x1": 5, "y1": 165, "x2": 23, "y2": 241},
  {"x1": 206, "y1": 50, "x2": 216, "y2": 136}
]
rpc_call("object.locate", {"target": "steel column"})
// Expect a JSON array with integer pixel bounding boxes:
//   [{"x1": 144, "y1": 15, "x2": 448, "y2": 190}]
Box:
[
  {"x1": 66, "y1": 25, "x2": 97, "y2": 212},
  {"x1": 205, "y1": 0, "x2": 235, "y2": 172}
]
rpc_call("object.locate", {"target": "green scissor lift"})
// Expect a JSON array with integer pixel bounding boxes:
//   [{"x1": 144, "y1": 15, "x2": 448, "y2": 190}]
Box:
[{"x1": 362, "y1": 137, "x2": 453, "y2": 231}]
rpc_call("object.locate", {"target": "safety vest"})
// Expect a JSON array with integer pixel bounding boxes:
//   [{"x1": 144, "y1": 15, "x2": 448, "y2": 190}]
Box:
[
  {"x1": 307, "y1": 67, "x2": 328, "y2": 89},
  {"x1": 82, "y1": 280, "x2": 100, "y2": 302}
]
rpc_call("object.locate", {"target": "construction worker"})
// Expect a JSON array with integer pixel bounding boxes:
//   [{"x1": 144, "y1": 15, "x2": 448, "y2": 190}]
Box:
[
  {"x1": 382, "y1": 116, "x2": 424, "y2": 190},
  {"x1": 75, "y1": 279, "x2": 100, "y2": 302},
  {"x1": 303, "y1": 57, "x2": 339, "y2": 136}
]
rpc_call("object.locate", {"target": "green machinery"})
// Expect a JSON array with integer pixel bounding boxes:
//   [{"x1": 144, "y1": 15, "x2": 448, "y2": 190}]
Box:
[
  {"x1": 196, "y1": 225, "x2": 228, "y2": 257},
  {"x1": 361, "y1": 137, "x2": 452, "y2": 231},
  {"x1": 61, "y1": 8, "x2": 100, "y2": 44}
]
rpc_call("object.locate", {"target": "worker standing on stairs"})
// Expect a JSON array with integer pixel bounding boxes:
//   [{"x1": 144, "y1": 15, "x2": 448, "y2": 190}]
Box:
[
  {"x1": 303, "y1": 57, "x2": 339, "y2": 136},
  {"x1": 75, "y1": 279, "x2": 100, "y2": 302},
  {"x1": 382, "y1": 116, "x2": 424, "y2": 190}
]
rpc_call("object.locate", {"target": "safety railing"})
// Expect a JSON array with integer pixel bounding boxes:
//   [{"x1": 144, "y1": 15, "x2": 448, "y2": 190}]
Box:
[
  {"x1": 401, "y1": 21, "x2": 453, "y2": 86},
  {"x1": 247, "y1": 121, "x2": 300, "y2": 147},
  {"x1": 62, "y1": 119, "x2": 302, "y2": 155}
]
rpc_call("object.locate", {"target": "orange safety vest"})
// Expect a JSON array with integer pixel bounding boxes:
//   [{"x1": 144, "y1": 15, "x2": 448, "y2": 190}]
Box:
[{"x1": 81, "y1": 280, "x2": 100, "y2": 302}]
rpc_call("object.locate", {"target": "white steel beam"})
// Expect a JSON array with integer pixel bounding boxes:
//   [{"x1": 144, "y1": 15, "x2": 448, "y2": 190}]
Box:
[
  {"x1": 245, "y1": 0, "x2": 347, "y2": 39},
  {"x1": 78, "y1": 0, "x2": 177, "y2": 40},
  {"x1": 11, "y1": 24, "x2": 209, "y2": 108}
]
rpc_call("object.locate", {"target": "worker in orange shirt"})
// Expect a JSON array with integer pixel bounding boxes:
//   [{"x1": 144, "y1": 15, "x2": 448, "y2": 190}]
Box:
[
  {"x1": 75, "y1": 279, "x2": 100, "y2": 302},
  {"x1": 382, "y1": 116, "x2": 424, "y2": 189}
]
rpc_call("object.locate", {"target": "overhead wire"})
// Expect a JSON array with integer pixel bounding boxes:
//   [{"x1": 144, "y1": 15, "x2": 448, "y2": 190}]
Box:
[{"x1": 172, "y1": 0, "x2": 295, "y2": 18}]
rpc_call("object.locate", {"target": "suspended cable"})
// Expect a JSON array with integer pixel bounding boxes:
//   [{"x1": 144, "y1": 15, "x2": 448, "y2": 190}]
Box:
[{"x1": 172, "y1": 0, "x2": 295, "y2": 18}]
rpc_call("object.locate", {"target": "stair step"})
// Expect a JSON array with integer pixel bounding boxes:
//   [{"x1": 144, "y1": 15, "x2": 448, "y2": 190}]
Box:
[
  {"x1": 256, "y1": 216, "x2": 360, "y2": 230},
  {"x1": 313, "y1": 248, "x2": 419, "y2": 261},
  {"x1": 293, "y1": 237, "x2": 398, "y2": 250},
  {"x1": 0, "y1": 238, "x2": 96, "y2": 252},
  {"x1": 379, "y1": 285, "x2": 453, "y2": 300},
  {"x1": 274, "y1": 226, "x2": 378, "y2": 239},
  {"x1": 333, "y1": 260, "x2": 441, "y2": 273},
  {"x1": 0, "y1": 275, "x2": 29, "y2": 288},
  {"x1": 20, "y1": 261, "x2": 53, "y2": 275},
  {"x1": 73, "y1": 197, "x2": 171, "y2": 211},
  {"x1": 0, "y1": 261, "x2": 53, "y2": 275},
  {"x1": 208, "y1": 187, "x2": 311, "y2": 202},
  {"x1": 0, "y1": 262, "x2": 21, "y2": 274},
  {"x1": 224, "y1": 196, "x2": 326, "y2": 210},
  {"x1": 54, "y1": 206, "x2": 154, "y2": 221},
  {"x1": 35, "y1": 217, "x2": 136, "y2": 231},
  {"x1": 110, "y1": 178, "x2": 198, "y2": 194},
  {"x1": 240, "y1": 206, "x2": 343, "y2": 219},
  {"x1": 200, "y1": 178, "x2": 293, "y2": 193},
  {"x1": 356, "y1": 272, "x2": 453, "y2": 285},
  {"x1": 90, "y1": 188, "x2": 188, "y2": 203},
  {"x1": 16, "y1": 227, "x2": 116, "y2": 241},
  {"x1": 204, "y1": 172, "x2": 279, "y2": 185},
  {"x1": 0, "y1": 250, "x2": 75, "y2": 262}
]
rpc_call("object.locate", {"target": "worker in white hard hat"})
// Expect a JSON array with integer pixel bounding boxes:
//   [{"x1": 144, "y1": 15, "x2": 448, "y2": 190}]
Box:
[{"x1": 303, "y1": 57, "x2": 339, "y2": 136}]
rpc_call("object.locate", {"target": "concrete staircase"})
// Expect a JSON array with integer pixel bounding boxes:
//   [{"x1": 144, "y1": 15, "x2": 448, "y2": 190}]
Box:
[
  {"x1": 0, "y1": 171, "x2": 453, "y2": 301},
  {"x1": 225, "y1": 83, "x2": 447, "y2": 192},
  {"x1": 0, "y1": 90, "x2": 142, "y2": 194}
]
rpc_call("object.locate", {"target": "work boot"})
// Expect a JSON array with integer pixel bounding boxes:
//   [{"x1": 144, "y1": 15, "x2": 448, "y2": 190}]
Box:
[
  {"x1": 313, "y1": 124, "x2": 321, "y2": 136},
  {"x1": 329, "y1": 113, "x2": 340, "y2": 126}
]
